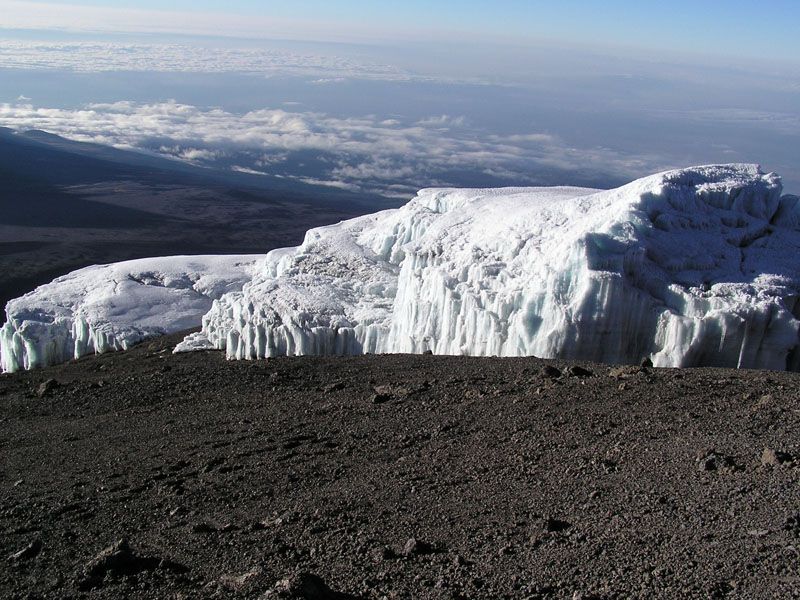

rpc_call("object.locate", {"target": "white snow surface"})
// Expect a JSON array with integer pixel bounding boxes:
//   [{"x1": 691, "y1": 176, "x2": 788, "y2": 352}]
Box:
[
  {"x1": 1, "y1": 255, "x2": 262, "y2": 373},
  {"x1": 177, "y1": 164, "x2": 800, "y2": 370},
  {"x1": 4, "y1": 164, "x2": 800, "y2": 373}
]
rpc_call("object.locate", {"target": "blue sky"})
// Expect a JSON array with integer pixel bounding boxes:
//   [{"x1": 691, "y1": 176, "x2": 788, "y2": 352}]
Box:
[{"x1": 2, "y1": 0, "x2": 799, "y2": 61}]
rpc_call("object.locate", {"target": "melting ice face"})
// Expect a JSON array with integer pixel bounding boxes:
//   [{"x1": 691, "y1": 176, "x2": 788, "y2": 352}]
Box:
[
  {"x1": 178, "y1": 164, "x2": 800, "y2": 371},
  {"x1": 3, "y1": 164, "x2": 800, "y2": 373}
]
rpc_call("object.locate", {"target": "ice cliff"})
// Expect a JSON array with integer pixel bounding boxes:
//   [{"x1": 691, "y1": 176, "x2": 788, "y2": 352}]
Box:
[
  {"x1": 0, "y1": 255, "x2": 261, "y2": 372},
  {"x1": 4, "y1": 164, "x2": 800, "y2": 373},
  {"x1": 177, "y1": 164, "x2": 800, "y2": 370}
]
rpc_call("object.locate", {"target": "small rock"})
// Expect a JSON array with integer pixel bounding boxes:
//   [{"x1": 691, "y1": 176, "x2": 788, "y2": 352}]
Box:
[
  {"x1": 36, "y1": 379, "x2": 59, "y2": 398},
  {"x1": 322, "y1": 382, "x2": 345, "y2": 393},
  {"x1": 422, "y1": 349, "x2": 434, "y2": 355},
  {"x1": 192, "y1": 522, "x2": 217, "y2": 533},
  {"x1": 498, "y1": 543, "x2": 514, "y2": 555},
  {"x1": 784, "y1": 514, "x2": 800, "y2": 536},
  {"x1": 541, "y1": 365, "x2": 562, "y2": 379},
  {"x1": 373, "y1": 384, "x2": 409, "y2": 398},
  {"x1": 371, "y1": 545, "x2": 396, "y2": 562},
  {"x1": 219, "y1": 568, "x2": 261, "y2": 590},
  {"x1": 600, "y1": 459, "x2": 617, "y2": 473},
  {"x1": 568, "y1": 365, "x2": 594, "y2": 378},
  {"x1": 608, "y1": 366, "x2": 628, "y2": 379},
  {"x1": 544, "y1": 517, "x2": 572, "y2": 533},
  {"x1": 272, "y1": 511, "x2": 295, "y2": 526},
  {"x1": 371, "y1": 393, "x2": 391, "y2": 404},
  {"x1": 752, "y1": 394, "x2": 773, "y2": 410},
  {"x1": 402, "y1": 537, "x2": 434, "y2": 557},
  {"x1": 747, "y1": 529, "x2": 769, "y2": 537},
  {"x1": 696, "y1": 449, "x2": 736, "y2": 472},
  {"x1": 573, "y1": 592, "x2": 603, "y2": 600},
  {"x1": 274, "y1": 572, "x2": 341, "y2": 599},
  {"x1": 698, "y1": 456, "x2": 716, "y2": 472},
  {"x1": 640, "y1": 357, "x2": 653, "y2": 368},
  {"x1": 761, "y1": 447, "x2": 793, "y2": 467},
  {"x1": 452, "y1": 554, "x2": 469, "y2": 567},
  {"x1": 77, "y1": 538, "x2": 188, "y2": 591},
  {"x1": 8, "y1": 539, "x2": 42, "y2": 562}
]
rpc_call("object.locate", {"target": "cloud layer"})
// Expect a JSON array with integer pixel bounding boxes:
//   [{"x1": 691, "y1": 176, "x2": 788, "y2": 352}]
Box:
[
  {"x1": 0, "y1": 41, "x2": 408, "y2": 81},
  {"x1": 0, "y1": 101, "x2": 669, "y2": 197}
]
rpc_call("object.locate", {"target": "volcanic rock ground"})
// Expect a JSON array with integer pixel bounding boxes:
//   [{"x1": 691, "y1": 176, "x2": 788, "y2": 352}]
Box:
[{"x1": 1, "y1": 332, "x2": 799, "y2": 599}]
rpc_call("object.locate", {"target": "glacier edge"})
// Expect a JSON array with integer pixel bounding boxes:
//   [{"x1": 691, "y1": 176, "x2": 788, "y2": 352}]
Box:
[
  {"x1": 1, "y1": 255, "x2": 262, "y2": 373},
  {"x1": 3, "y1": 164, "x2": 800, "y2": 373},
  {"x1": 176, "y1": 164, "x2": 800, "y2": 371}
]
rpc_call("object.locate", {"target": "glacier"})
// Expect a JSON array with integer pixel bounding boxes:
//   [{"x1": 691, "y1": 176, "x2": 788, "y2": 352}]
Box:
[
  {"x1": 176, "y1": 164, "x2": 800, "y2": 370},
  {"x1": 4, "y1": 164, "x2": 800, "y2": 373},
  {"x1": 0, "y1": 255, "x2": 262, "y2": 373}
]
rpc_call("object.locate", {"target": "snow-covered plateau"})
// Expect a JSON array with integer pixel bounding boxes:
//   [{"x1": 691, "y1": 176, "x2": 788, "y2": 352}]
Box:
[
  {"x1": 0, "y1": 255, "x2": 262, "y2": 372},
  {"x1": 4, "y1": 164, "x2": 800, "y2": 373}
]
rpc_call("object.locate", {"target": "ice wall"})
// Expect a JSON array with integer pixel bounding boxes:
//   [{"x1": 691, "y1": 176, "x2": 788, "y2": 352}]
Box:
[
  {"x1": 178, "y1": 165, "x2": 800, "y2": 370},
  {"x1": 1, "y1": 255, "x2": 261, "y2": 373},
  {"x1": 5, "y1": 164, "x2": 800, "y2": 373}
]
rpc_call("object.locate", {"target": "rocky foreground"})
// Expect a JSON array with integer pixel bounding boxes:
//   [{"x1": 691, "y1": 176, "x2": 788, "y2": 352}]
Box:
[{"x1": 1, "y1": 332, "x2": 799, "y2": 599}]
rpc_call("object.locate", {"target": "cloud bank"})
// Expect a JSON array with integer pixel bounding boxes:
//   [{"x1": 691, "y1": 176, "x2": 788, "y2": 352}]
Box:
[
  {"x1": 0, "y1": 101, "x2": 671, "y2": 197},
  {"x1": 0, "y1": 41, "x2": 408, "y2": 81}
]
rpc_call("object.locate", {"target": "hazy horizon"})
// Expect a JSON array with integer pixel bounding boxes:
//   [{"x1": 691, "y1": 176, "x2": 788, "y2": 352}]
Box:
[{"x1": 0, "y1": 1, "x2": 798, "y2": 195}]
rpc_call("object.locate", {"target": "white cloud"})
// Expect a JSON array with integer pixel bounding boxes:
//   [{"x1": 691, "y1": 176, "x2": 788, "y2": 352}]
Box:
[
  {"x1": 415, "y1": 115, "x2": 466, "y2": 128},
  {"x1": 0, "y1": 40, "x2": 408, "y2": 80},
  {"x1": 231, "y1": 166, "x2": 268, "y2": 176},
  {"x1": 0, "y1": 100, "x2": 669, "y2": 195},
  {"x1": 309, "y1": 78, "x2": 348, "y2": 85}
]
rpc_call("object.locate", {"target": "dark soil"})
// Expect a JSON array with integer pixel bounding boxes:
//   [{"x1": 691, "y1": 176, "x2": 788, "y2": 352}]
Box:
[{"x1": 2, "y1": 333, "x2": 799, "y2": 599}]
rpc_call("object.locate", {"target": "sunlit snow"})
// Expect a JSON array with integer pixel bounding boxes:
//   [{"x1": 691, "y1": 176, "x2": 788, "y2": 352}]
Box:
[
  {"x1": 4, "y1": 164, "x2": 800, "y2": 372},
  {"x1": 1, "y1": 255, "x2": 261, "y2": 372}
]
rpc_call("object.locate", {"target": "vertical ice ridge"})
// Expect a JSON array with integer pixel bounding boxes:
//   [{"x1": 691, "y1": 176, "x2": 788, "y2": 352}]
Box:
[
  {"x1": 4, "y1": 164, "x2": 800, "y2": 372},
  {"x1": 178, "y1": 164, "x2": 800, "y2": 371}
]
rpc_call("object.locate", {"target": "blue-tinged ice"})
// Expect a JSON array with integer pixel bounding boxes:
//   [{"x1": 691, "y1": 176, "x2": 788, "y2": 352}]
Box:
[
  {"x1": 178, "y1": 164, "x2": 800, "y2": 370},
  {"x1": 4, "y1": 164, "x2": 800, "y2": 373}
]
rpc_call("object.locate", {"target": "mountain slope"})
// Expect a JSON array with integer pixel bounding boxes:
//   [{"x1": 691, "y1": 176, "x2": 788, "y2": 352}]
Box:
[{"x1": 1, "y1": 332, "x2": 799, "y2": 598}]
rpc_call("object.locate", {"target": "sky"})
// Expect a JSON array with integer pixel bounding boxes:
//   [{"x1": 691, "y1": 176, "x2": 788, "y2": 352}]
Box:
[
  {"x1": 0, "y1": 1, "x2": 798, "y2": 196},
  {"x1": 1, "y1": 0, "x2": 799, "y2": 61}
]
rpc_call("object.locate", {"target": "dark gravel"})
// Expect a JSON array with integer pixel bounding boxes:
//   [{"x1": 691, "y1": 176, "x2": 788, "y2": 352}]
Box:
[{"x1": 1, "y1": 332, "x2": 799, "y2": 599}]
